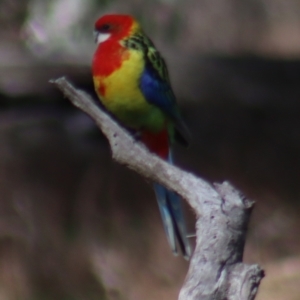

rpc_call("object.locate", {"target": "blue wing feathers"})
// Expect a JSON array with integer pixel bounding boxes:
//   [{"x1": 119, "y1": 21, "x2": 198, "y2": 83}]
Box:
[
  {"x1": 140, "y1": 65, "x2": 176, "y2": 115},
  {"x1": 140, "y1": 66, "x2": 190, "y2": 146}
]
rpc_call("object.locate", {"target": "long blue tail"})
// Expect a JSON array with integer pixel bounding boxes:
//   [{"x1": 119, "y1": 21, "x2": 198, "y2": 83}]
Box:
[{"x1": 153, "y1": 155, "x2": 192, "y2": 259}]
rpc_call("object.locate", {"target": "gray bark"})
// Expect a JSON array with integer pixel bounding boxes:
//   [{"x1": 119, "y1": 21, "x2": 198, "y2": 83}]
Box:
[{"x1": 52, "y1": 77, "x2": 264, "y2": 300}]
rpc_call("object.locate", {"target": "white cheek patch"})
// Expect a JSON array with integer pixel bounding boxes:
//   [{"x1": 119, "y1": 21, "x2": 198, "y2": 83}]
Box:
[{"x1": 96, "y1": 33, "x2": 111, "y2": 44}]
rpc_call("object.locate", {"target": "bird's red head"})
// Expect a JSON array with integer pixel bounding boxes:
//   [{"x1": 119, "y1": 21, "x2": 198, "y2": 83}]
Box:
[{"x1": 94, "y1": 14, "x2": 139, "y2": 45}]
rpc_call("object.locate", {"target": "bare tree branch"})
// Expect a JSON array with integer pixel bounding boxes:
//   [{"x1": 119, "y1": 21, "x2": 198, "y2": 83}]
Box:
[{"x1": 51, "y1": 77, "x2": 264, "y2": 300}]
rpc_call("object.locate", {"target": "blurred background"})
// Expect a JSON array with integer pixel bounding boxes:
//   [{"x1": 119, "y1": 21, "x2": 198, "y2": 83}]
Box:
[{"x1": 1, "y1": 0, "x2": 300, "y2": 299}]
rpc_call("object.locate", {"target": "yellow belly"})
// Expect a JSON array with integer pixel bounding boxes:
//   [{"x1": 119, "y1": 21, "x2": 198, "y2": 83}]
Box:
[{"x1": 94, "y1": 49, "x2": 165, "y2": 132}]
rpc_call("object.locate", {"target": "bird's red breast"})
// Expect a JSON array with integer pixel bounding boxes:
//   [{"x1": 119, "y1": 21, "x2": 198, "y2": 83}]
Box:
[
  {"x1": 93, "y1": 41, "x2": 130, "y2": 98},
  {"x1": 92, "y1": 35, "x2": 129, "y2": 78}
]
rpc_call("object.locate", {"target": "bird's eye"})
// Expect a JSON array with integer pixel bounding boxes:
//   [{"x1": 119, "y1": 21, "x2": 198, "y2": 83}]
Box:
[{"x1": 99, "y1": 23, "x2": 111, "y2": 32}]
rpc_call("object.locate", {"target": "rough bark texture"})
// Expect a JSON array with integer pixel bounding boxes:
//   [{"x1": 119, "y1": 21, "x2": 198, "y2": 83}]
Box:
[{"x1": 52, "y1": 77, "x2": 264, "y2": 300}]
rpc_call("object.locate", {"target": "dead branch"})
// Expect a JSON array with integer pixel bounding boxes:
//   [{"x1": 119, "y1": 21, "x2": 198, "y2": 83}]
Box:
[{"x1": 51, "y1": 77, "x2": 264, "y2": 300}]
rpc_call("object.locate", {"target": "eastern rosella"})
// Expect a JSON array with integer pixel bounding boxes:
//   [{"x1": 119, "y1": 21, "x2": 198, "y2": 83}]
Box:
[{"x1": 92, "y1": 14, "x2": 192, "y2": 259}]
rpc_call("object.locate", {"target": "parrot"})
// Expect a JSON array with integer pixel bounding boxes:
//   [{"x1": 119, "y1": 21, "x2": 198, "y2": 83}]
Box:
[{"x1": 92, "y1": 14, "x2": 192, "y2": 259}]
